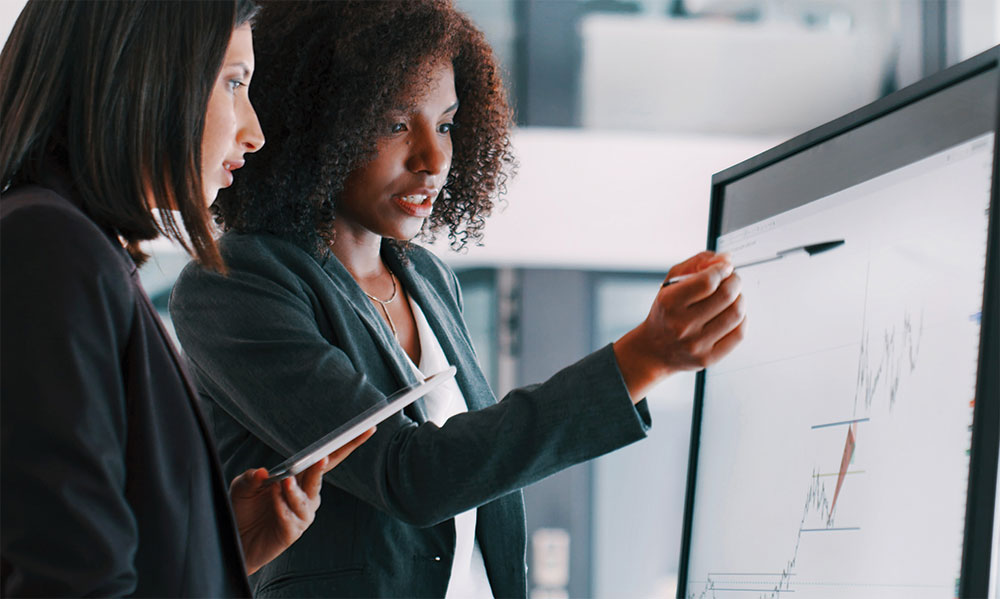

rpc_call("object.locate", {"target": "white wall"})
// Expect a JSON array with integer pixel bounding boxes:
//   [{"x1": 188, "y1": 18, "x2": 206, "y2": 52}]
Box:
[
  {"x1": 960, "y1": 0, "x2": 1000, "y2": 60},
  {"x1": 0, "y1": 0, "x2": 25, "y2": 47},
  {"x1": 429, "y1": 127, "x2": 778, "y2": 271},
  {"x1": 580, "y1": 12, "x2": 894, "y2": 136}
]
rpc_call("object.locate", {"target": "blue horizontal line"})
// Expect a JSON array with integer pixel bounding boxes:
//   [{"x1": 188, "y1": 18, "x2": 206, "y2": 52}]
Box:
[
  {"x1": 811, "y1": 417, "x2": 870, "y2": 429},
  {"x1": 708, "y1": 573, "x2": 795, "y2": 577},
  {"x1": 711, "y1": 588, "x2": 795, "y2": 593}
]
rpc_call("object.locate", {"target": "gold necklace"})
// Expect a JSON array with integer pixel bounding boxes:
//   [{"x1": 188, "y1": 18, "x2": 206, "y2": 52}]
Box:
[{"x1": 363, "y1": 270, "x2": 398, "y2": 339}]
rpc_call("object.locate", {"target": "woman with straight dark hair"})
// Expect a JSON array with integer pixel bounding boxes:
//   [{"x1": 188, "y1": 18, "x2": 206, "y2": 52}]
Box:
[{"x1": 0, "y1": 1, "x2": 370, "y2": 596}]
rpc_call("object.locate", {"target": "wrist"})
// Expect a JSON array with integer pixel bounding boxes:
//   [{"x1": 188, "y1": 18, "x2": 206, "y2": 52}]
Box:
[{"x1": 613, "y1": 325, "x2": 672, "y2": 403}]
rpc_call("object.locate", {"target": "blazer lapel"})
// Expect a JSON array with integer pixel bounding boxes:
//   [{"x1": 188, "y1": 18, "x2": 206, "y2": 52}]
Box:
[
  {"x1": 317, "y1": 251, "x2": 432, "y2": 422},
  {"x1": 127, "y1": 266, "x2": 253, "y2": 594},
  {"x1": 385, "y1": 246, "x2": 497, "y2": 412}
]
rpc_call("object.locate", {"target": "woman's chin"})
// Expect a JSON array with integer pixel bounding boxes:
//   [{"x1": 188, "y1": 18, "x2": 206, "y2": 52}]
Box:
[
  {"x1": 202, "y1": 186, "x2": 220, "y2": 207},
  {"x1": 384, "y1": 221, "x2": 426, "y2": 243}
]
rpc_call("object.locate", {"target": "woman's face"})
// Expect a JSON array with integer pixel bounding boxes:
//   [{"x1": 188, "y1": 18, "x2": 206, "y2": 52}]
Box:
[
  {"x1": 201, "y1": 23, "x2": 264, "y2": 204},
  {"x1": 334, "y1": 60, "x2": 457, "y2": 242}
]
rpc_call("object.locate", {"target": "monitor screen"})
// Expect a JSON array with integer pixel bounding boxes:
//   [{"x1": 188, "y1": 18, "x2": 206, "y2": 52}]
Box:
[{"x1": 679, "y1": 47, "x2": 999, "y2": 599}]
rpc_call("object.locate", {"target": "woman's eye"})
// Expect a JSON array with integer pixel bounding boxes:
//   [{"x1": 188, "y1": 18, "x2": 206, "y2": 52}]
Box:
[
  {"x1": 390, "y1": 122, "x2": 407, "y2": 134},
  {"x1": 228, "y1": 79, "x2": 245, "y2": 92},
  {"x1": 438, "y1": 122, "x2": 455, "y2": 134}
]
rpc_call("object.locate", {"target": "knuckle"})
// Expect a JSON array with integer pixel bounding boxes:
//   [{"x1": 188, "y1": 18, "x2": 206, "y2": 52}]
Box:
[
  {"x1": 717, "y1": 288, "x2": 735, "y2": 307},
  {"x1": 720, "y1": 278, "x2": 739, "y2": 303},
  {"x1": 728, "y1": 300, "x2": 745, "y2": 325},
  {"x1": 697, "y1": 276, "x2": 715, "y2": 296},
  {"x1": 735, "y1": 293, "x2": 746, "y2": 313}
]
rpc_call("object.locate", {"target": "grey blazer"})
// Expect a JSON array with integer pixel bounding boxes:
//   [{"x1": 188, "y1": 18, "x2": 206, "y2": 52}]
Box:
[{"x1": 169, "y1": 232, "x2": 651, "y2": 598}]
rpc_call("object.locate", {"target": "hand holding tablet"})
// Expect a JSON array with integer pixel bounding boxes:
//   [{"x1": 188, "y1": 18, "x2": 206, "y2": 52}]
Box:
[{"x1": 266, "y1": 366, "x2": 458, "y2": 481}]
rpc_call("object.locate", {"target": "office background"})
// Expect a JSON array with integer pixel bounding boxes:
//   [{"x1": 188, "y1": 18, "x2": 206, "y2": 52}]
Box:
[{"x1": 2, "y1": 1, "x2": 997, "y2": 597}]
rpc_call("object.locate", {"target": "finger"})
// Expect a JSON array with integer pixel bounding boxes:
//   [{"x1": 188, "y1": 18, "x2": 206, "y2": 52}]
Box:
[
  {"x1": 669, "y1": 251, "x2": 731, "y2": 278},
  {"x1": 280, "y1": 476, "x2": 313, "y2": 522},
  {"x1": 698, "y1": 292, "x2": 746, "y2": 348},
  {"x1": 685, "y1": 272, "x2": 742, "y2": 325},
  {"x1": 666, "y1": 251, "x2": 725, "y2": 279},
  {"x1": 665, "y1": 261, "x2": 735, "y2": 307},
  {"x1": 323, "y1": 427, "x2": 376, "y2": 472},
  {"x1": 298, "y1": 457, "x2": 328, "y2": 499},
  {"x1": 706, "y1": 313, "x2": 747, "y2": 364}
]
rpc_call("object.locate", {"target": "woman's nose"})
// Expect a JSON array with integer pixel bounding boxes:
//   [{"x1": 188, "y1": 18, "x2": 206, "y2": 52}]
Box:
[
  {"x1": 406, "y1": 127, "x2": 449, "y2": 176},
  {"x1": 238, "y1": 99, "x2": 265, "y2": 153}
]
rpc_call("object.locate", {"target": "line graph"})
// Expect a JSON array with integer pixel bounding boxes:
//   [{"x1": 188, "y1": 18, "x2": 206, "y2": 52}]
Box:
[
  {"x1": 853, "y1": 267, "x2": 923, "y2": 415},
  {"x1": 685, "y1": 133, "x2": 990, "y2": 599},
  {"x1": 754, "y1": 299, "x2": 923, "y2": 597},
  {"x1": 688, "y1": 465, "x2": 857, "y2": 598},
  {"x1": 689, "y1": 293, "x2": 924, "y2": 599}
]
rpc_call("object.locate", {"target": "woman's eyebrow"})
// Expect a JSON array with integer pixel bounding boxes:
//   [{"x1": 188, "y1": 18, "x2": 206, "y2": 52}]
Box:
[
  {"x1": 388, "y1": 100, "x2": 458, "y2": 117},
  {"x1": 225, "y1": 62, "x2": 252, "y2": 78}
]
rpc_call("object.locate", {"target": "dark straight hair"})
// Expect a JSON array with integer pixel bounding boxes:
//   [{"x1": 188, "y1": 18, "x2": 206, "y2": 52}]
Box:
[{"x1": 0, "y1": 0, "x2": 257, "y2": 269}]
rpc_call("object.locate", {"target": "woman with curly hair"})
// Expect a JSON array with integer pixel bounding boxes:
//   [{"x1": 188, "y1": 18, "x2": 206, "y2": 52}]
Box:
[{"x1": 168, "y1": 1, "x2": 746, "y2": 597}]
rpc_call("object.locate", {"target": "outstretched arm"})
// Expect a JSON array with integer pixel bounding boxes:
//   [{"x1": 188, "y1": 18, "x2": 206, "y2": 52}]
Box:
[{"x1": 169, "y1": 238, "x2": 649, "y2": 527}]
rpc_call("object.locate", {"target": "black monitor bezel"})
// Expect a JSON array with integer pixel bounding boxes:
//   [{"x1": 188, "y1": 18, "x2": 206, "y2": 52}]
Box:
[{"x1": 676, "y1": 45, "x2": 1000, "y2": 599}]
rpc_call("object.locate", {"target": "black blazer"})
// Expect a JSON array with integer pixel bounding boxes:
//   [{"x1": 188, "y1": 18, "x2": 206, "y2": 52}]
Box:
[
  {"x1": 0, "y1": 177, "x2": 252, "y2": 597},
  {"x1": 169, "y1": 232, "x2": 652, "y2": 598}
]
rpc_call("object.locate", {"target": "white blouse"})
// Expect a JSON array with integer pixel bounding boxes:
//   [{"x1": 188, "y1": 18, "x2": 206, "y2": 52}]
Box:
[{"x1": 404, "y1": 295, "x2": 495, "y2": 599}]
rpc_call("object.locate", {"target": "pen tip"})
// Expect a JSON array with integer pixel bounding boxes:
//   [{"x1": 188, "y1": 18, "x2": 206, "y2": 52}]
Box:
[{"x1": 804, "y1": 240, "x2": 845, "y2": 255}]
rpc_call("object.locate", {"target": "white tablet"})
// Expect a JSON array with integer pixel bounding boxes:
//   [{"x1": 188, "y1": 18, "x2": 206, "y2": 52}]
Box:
[{"x1": 266, "y1": 365, "x2": 457, "y2": 481}]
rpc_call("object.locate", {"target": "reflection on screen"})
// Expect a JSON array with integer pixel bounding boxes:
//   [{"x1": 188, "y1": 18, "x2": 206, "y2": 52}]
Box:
[{"x1": 685, "y1": 133, "x2": 994, "y2": 598}]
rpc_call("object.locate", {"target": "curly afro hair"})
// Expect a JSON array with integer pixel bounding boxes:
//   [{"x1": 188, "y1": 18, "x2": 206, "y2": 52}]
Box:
[{"x1": 212, "y1": 0, "x2": 516, "y2": 257}]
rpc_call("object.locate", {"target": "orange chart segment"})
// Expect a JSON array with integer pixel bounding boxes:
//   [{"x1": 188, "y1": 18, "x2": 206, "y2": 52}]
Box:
[{"x1": 829, "y1": 422, "x2": 857, "y2": 522}]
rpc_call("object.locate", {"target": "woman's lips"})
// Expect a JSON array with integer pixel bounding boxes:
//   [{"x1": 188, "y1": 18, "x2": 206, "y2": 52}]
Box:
[
  {"x1": 393, "y1": 192, "x2": 435, "y2": 218},
  {"x1": 222, "y1": 160, "x2": 244, "y2": 188}
]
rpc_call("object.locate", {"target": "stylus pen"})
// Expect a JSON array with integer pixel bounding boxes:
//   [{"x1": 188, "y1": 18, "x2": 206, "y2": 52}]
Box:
[{"x1": 662, "y1": 239, "x2": 845, "y2": 287}]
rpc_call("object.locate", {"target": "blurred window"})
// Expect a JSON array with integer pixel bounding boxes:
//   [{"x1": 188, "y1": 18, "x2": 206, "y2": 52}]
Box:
[
  {"x1": 454, "y1": 268, "x2": 499, "y2": 390},
  {"x1": 590, "y1": 272, "x2": 697, "y2": 599},
  {"x1": 457, "y1": 0, "x2": 1000, "y2": 134}
]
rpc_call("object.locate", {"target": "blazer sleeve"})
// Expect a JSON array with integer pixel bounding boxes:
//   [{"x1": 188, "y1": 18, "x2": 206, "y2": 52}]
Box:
[
  {"x1": 170, "y1": 237, "x2": 651, "y2": 528},
  {"x1": 1, "y1": 200, "x2": 139, "y2": 596}
]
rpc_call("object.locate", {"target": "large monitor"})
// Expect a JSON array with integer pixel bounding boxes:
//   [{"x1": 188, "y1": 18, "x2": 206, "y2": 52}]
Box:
[{"x1": 678, "y1": 46, "x2": 1000, "y2": 599}]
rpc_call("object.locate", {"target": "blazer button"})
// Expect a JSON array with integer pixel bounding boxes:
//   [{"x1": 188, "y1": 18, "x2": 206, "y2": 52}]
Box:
[{"x1": 433, "y1": 556, "x2": 442, "y2": 561}]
